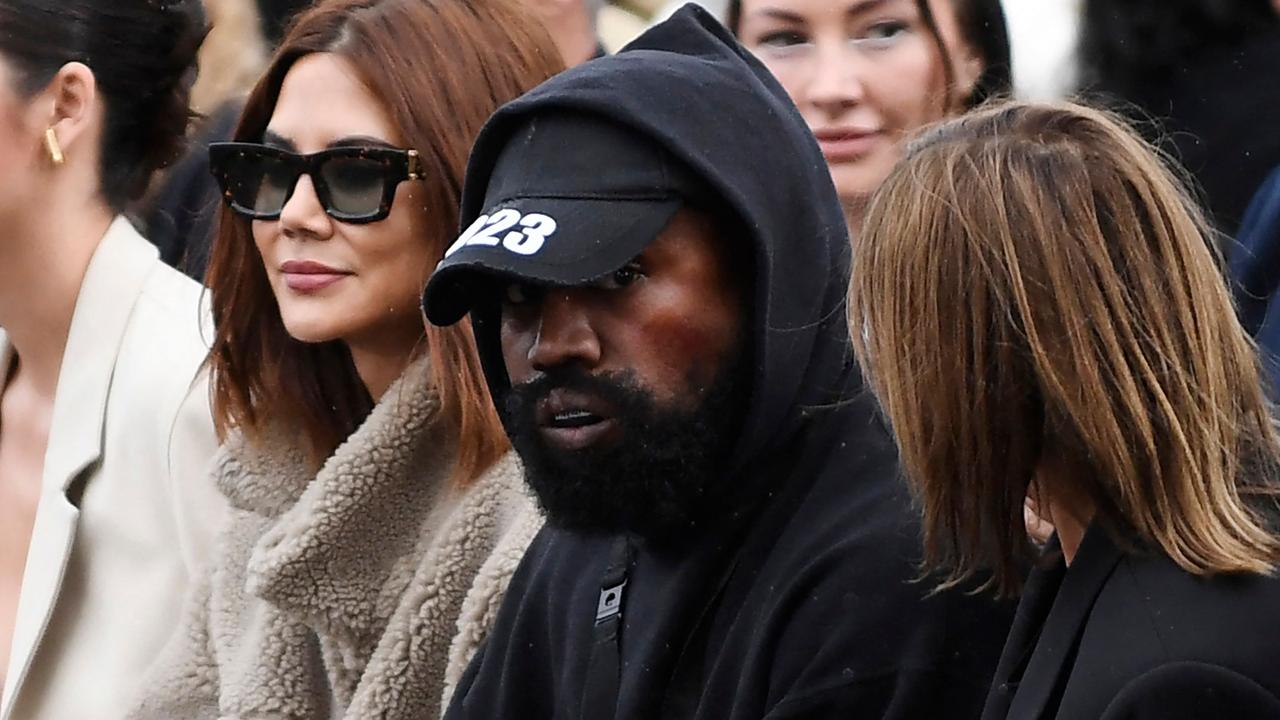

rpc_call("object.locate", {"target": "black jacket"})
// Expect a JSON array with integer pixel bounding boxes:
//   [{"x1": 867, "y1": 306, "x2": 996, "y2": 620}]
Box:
[
  {"x1": 983, "y1": 527, "x2": 1280, "y2": 720},
  {"x1": 446, "y1": 6, "x2": 1014, "y2": 719}
]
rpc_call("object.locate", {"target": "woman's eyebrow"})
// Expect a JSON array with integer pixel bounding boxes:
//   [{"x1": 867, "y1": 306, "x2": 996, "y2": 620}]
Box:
[
  {"x1": 259, "y1": 131, "x2": 400, "y2": 151},
  {"x1": 261, "y1": 129, "x2": 295, "y2": 150},
  {"x1": 846, "y1": 0, "x2": 894, "y2": 18},
  {"x1": 748, "y1": 0, "x2": 893, "y2": 26},
  {"x1": 750, "y1": 8, "x2": 806, "y2": 24},
  {"x1": 327, "y1": 135, "x2": 399, "y2": 150}
]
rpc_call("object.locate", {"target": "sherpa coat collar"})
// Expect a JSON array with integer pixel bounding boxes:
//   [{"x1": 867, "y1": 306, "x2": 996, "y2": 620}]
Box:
[
  {"x1": 226, "y1": 361, "x2": 453, "y2": 644},
  {"x1": 130, "y1": 357, "x2": 543, "y2": 719}
]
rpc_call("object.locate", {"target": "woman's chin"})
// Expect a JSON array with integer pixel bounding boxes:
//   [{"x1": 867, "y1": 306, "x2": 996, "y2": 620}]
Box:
[
  {"x1": 280, "y1": 315, "x2": 347, "y2": 346},
  {"x1": 828, "y1": 158, "x2": 897, "y2": 212}
]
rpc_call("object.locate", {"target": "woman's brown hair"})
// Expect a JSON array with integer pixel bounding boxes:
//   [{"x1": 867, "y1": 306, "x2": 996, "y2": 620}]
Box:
[
  {"x1": 206, "y1": 0, "x2": 563, "y2": 481},
  {"x1": 849, "y1": 100, "x2": 1280, "y2": 595}
]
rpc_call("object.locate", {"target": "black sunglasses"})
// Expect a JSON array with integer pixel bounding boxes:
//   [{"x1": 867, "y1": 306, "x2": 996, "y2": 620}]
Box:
[{"x1": 208, "y1": 142, "x2": 424, "y2": 224}]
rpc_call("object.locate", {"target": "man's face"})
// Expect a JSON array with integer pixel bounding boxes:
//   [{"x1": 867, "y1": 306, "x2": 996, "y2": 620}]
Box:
[{"x1": 498, "y1": 207, "x2": 749, "y2": 541}]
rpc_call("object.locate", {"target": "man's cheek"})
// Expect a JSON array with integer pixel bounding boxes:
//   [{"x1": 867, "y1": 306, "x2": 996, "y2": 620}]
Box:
[
  {"x1": 499, "y1": 318, "x2": 535, "y2": 382},
  {"x1": 644, "y1": 323, "x2": 733, "y2": 384}
]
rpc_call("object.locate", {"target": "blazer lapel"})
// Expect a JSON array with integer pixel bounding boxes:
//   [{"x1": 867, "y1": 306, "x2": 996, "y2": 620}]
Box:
[
  {"x1": 0, "y1": 218, "x2": 159, "y2": 716},
  {"x1": 1001, "y1": 525, "x2": 1125, "y2": 720},
  {"x1": 981, "y1": 540, "x2": 1068, "y2": 720}
]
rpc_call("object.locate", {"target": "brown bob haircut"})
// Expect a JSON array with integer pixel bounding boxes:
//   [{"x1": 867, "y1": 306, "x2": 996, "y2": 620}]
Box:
[
  {"x1": 205, "y1": 0, "x2": 563, "y2": 480},
  {"x1": 849, "y1": 100, "x2": 1280, "y2": 595}
]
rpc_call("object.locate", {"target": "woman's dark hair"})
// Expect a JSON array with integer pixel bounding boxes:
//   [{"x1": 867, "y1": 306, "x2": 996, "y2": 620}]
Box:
[
  {"x1": 206, "y1": 0, "x2": 563, "y2": 481},
  {"x1": 1080, "y1": 0, "x2": 1280, "y2": 98},
  {"x1": 947, "y1": 0, "x2": 1011, "y2": 106},
  {"x1": 0, "y1": 0, "x2": 208, "y2": 211},
  {"x1": 726, "y1": 0, "x2": 1011, "y2": 109}
]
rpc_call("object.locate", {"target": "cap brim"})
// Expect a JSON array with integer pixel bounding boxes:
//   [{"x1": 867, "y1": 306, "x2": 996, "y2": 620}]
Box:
[{"x1": 424, "y1": 196, "x2": 681, "y2": 326}]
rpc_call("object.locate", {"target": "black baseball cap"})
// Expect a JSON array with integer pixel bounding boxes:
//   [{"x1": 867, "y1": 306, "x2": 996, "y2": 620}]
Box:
[{"x1": 423, "y1": 112, "x2": 710, "y2": 326}]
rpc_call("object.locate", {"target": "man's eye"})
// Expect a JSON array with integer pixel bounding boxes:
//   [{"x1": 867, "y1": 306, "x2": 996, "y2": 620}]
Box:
[
  {"x1": 595, "y1": 263, "x2": 644, "y2": 290},
  {"x1": 613, "y1": 265, "x2": 640, "y2": 287}
]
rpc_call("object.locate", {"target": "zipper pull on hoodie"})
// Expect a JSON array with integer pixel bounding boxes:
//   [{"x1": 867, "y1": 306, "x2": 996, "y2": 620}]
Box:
[{"x1": 582, "y1": 536, "x2": 634, "y2": 718}]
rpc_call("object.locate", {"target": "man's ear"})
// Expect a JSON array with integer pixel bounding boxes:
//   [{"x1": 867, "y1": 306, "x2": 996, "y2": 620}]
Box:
[{"x1": 40, "y1": 62, "x2": 99, "y2": 162}]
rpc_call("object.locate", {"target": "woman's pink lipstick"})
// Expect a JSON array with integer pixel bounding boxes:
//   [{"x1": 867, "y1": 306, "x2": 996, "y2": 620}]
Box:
[
  {"x1": 813, "y1": 127, "x2": 883, "y2": 163},
  {"x1": 280, "y1": 260, "x2": 351, "y2": 293}
]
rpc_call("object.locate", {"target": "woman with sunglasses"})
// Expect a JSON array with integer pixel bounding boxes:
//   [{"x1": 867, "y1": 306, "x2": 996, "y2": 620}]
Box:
[
  {"x1": 729, "y1": 0, "x2": 1010, "y2": 234},
  {"x1": 0, "y1": 2, "x2": 223, "y2": 718},
  {"x1": 129, "y1": 1, "x2": 562, "y2": 718},
  {"x1": 850, "y1": 101, "x2": 1280, "y2": 718}
]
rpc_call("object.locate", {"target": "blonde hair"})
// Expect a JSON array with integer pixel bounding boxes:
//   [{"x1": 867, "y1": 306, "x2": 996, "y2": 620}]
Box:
[{"x1": 849, "y1": 100, "x2": 1280, "y2": 595}]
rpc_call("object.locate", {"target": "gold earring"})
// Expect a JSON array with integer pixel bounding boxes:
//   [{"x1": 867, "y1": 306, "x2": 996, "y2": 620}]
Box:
[{"x1": 45, "y1": 128, "x2": 64, "y2": 166}]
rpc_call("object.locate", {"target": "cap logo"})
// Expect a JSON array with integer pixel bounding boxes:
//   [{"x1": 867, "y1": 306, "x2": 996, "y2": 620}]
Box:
[{"x1": 445, "y1": 208, "x2": 558, "y2": 258}]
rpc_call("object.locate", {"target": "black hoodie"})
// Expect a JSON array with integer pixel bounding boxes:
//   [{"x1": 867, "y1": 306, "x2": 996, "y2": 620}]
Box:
[{"x1": 444, "y1": 6, "x2": 1013, "y2": 719}]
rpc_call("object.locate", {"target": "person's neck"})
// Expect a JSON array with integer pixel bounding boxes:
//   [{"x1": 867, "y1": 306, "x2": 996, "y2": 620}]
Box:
[
  {"x1": 0, "y1": 192, "x2": 115, "y2": 396},
  {"x1": 842, "y1": 196, "x2": 868, "y2": 240},
  {"x1": 1034, "y1": 466, "x2": 1097, "y2": 566},
  {"x1": 345, "y1": 327, "x2": 424, "y2": 404},
  {"x1": 1053, "y1": 502, "x2": 1093, "y2": 565}
]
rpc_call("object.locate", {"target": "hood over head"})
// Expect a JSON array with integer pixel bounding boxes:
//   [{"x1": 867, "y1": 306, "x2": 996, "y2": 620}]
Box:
[{"x1": 423, "y1": 4, "x2": 855, "y2": 476}]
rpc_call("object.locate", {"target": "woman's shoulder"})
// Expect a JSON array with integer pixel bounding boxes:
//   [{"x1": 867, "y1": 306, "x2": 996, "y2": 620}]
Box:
[
  {"x1": 100, "y1": 239, "x2": 213, "y2": 459},
  {"x1": 71, "y1": 219, "x2": 209, "y2": 410},
  {"x1": 1051, "y1": 549, "x2": 1280, "y2": 718},
  {"x1": 113, "y1": 222, "x2": 211, "y2": 395},
  {"x1": 1115, "y1": 547, "x2": 1280, "y2": 615},
  {"x1": 1098, "y1": 661, "x2": 1280, "y2": 719},
  {"x1": 132, "y1": 253, "x2": 210, "y2": 358},
  {"x1": 136, "y1": 257, "x2": 206, "y2": 322},
  {"x1": 1095, "y1": 549, "x2": 1280, "y2": 684}
]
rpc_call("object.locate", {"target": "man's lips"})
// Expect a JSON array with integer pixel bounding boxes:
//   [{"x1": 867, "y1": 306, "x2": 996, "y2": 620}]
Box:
[{"x1": 535, "y1": 388, "x2": 620, "y2": 451}]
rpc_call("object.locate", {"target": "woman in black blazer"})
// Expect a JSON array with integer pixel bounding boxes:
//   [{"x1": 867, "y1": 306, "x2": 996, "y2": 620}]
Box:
[{"x1": 848, "y1": 100, "x2": 1280, "y2": 719}]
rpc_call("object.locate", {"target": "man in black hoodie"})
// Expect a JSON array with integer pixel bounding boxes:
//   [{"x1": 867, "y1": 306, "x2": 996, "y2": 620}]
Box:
[{"x1": 423, "y1": 6, "x2": 1013, "y2": 718}]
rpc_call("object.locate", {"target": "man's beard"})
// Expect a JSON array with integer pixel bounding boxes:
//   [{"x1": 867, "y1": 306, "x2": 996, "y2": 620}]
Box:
[{"x1": 500, "y1": 358, "x2": 748, "y2": 544}]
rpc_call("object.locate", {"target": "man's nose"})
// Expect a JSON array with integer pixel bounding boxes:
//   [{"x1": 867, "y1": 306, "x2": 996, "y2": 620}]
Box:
[{"x1": 527, "y1": 289, "x2": 602, "y2": 372}]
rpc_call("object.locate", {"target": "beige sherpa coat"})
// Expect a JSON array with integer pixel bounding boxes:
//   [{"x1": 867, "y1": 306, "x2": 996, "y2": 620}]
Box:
[{"x1": 129, "y1": 358, "x2": 542, "y2": 719}]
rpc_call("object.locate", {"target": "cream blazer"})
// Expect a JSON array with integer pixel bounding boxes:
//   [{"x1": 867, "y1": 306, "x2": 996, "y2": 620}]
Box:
[{"x1": 0, "y1": 218, "x2": 224, "y2": 720}]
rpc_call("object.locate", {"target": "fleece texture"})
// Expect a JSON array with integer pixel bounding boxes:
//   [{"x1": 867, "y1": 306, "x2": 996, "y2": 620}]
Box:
[{"x1": 129, "y1": 356, "x2": 541, "y2": 719}]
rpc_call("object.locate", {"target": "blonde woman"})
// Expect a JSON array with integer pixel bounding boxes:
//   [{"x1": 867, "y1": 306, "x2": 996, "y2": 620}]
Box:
[{"x1": 849, "y1": 101, "x2": 1280, "y2": 718}]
